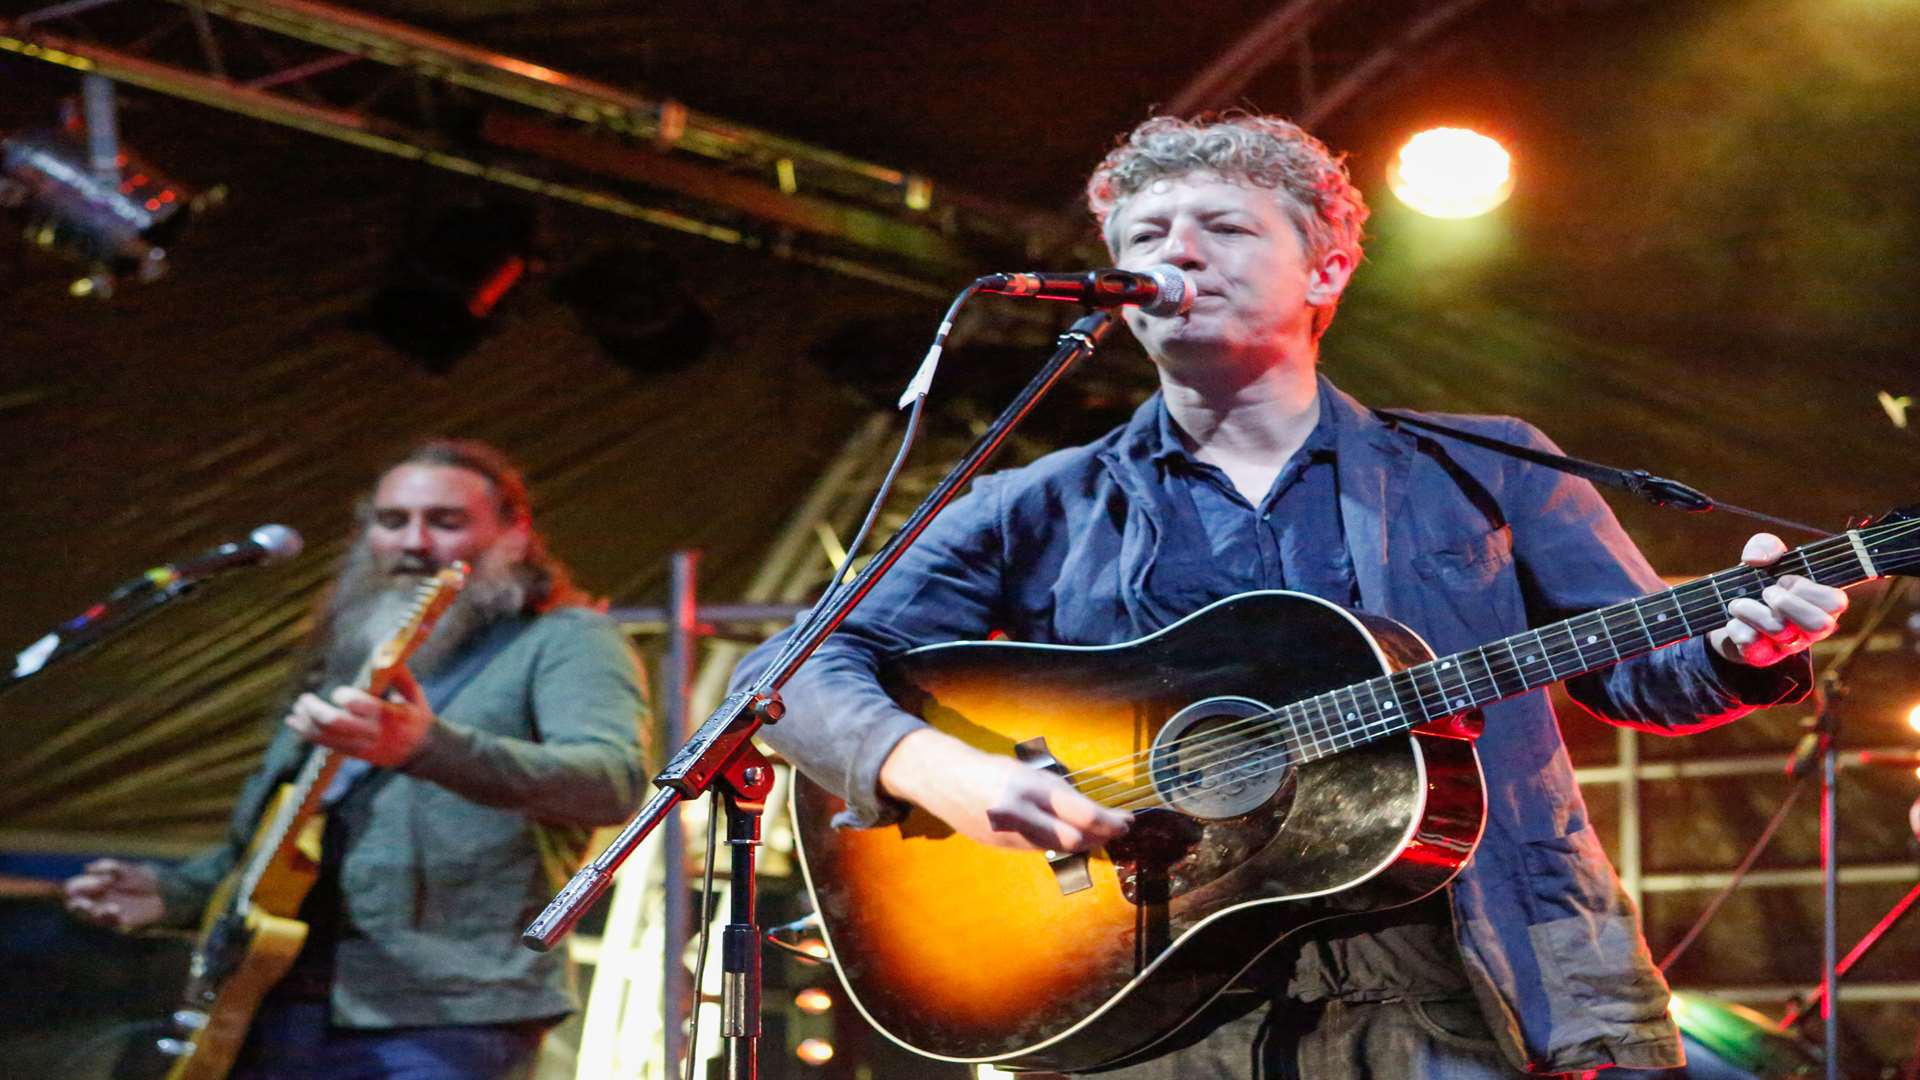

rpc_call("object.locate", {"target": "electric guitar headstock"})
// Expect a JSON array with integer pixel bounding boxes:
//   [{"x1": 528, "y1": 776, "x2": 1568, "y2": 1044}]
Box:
[{"x1": 367, "y1": 562, "x2": 468, "y2": 695}]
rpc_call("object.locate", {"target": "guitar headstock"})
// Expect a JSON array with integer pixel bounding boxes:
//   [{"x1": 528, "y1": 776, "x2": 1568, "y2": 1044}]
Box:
[
  {"x1": 1857, "y1": 507, "x2": 1920, "y2": 578},
  {"x1": 369, "y1": 562, "x2": 469, "y2": 684}
]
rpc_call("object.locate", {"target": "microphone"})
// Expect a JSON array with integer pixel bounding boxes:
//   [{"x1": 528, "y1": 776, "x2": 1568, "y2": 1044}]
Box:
[
  {"x1": 135, "y1": 524, "x2": 306, "y2": 591},
  {"x1": 10, "y1": 525, "x2": 304, "y2": 683},
  {"x1": 975, "y1": 264, "x2": 1194, "y2": 318}
]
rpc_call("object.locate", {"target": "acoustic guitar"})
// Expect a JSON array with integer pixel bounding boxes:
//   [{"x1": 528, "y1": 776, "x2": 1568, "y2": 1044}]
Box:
[
  {"x1": 155, "y1": 563, "x2": 466, "y2": 1080},
  {"x1": 791, "y1": 512, "x2": 1918, "y2": 1072}
]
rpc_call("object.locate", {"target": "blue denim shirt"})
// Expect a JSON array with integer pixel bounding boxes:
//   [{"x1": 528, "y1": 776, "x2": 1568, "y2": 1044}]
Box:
[
  {"x1": 1151, "y1": 386, "x2": 1359, "y2": 610},
  {"x1": 739, "y1": 376, "x2": 1808, "y2": 1073}
]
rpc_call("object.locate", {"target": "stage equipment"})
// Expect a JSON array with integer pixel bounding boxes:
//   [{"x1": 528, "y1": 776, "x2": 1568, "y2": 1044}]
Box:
[
  {"x1": 365, "y1": 200, "x2": 537, "y2": 370},
  {"x1": 6, "y1": 524, "x2": 303, "y2": 691},
  {"x1": 1788, "y1": 575, "x2": 1916, "y2": 1078},
  {"x1": 552, "y1": 245, "x2": 713, "y2": 375},
  {"x1": 793, "y1": 1039, "x2": 833, "y2": 1067},
  {"x1": 1668, "y1": 993, "x2": 1823, "y2": 1079},
  {"x1": 1, "y1": 75, "x2": 209, "y2": 297},
  {"x1": 1387, "y1": 127, "x2": 1514, "y2": 219},
  {"x1": 974, "y1": 265, "x2": 1193, "y2": 318}
]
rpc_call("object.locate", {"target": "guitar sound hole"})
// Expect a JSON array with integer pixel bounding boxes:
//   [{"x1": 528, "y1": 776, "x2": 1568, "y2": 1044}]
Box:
[{"x1": 1149, "y1": 696, "x2": 1292, "y2": 820}]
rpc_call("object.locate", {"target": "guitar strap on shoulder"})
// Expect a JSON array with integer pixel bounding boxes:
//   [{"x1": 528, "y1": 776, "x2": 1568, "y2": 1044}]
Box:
[
  {"x1": 322, "y1": 615, "x2": 534, "y2": 805},
  {"x1": 1371, "y1": 409, "x2": 1828, "y2": 538}
]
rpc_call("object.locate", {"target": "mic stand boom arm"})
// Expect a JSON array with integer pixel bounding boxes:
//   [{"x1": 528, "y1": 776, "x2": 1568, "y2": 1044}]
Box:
[
  {"x1": 522, "y1": 312, "x2": 1117, "y2": 1080},
  {"x1": 4, "y1": 575, "x2": 202, "y2": 694}
]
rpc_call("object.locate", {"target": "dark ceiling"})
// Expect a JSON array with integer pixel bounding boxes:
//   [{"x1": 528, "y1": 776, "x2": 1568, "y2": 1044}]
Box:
[{"x1": 1, "y1": 0, "x2": 1917, "y2": 1059}]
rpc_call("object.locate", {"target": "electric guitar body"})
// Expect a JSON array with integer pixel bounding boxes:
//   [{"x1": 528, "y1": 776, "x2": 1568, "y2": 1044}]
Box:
[{"x1": 157, "y1": 565, "x2": 467, "y2": 1080}]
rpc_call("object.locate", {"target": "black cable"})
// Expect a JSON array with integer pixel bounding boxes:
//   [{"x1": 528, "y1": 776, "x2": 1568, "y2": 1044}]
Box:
[
  {"x1": 682, "y1": 801, "x2": 721, "y2": 1080},
  {"x1": 762, "y1": 284, "x2": 968, "y2": 685},
  {"x1": 680, "y1": 288, "x2": 962, "y2": 1078}
]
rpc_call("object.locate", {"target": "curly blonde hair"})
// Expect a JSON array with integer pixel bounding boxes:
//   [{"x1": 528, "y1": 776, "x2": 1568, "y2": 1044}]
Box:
[{"x1": 1086, "y1": 114, "x2": 1369, "y2": 336}]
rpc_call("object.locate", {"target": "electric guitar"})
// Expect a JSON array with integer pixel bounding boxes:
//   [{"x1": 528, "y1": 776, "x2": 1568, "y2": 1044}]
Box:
[
  {"x1": 155, "y1": 564, "x2": 467, "y2": 1080},
  {"x1": 790, "y1": 511, "x2": 1920, "y2": 1073}
]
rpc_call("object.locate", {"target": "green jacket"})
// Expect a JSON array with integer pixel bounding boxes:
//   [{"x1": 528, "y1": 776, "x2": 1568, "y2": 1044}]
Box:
[{"x1": 157, "y1": 607, "x2": 648, "y2": 1028}]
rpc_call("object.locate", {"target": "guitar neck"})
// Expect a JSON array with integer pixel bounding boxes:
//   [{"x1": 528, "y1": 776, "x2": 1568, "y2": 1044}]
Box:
[
  {"x1": 230, "y1": 742, "x2": 341, "y2": 909},
  {"x1": 1285, "y1": 527, "x2": 1890, "y2": 763}
]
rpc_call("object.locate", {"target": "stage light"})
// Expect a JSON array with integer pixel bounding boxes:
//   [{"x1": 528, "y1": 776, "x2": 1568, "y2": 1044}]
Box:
[
  {"x1": 551, "y1": 245, "x2": 713, "y2": 376},
  {"x1": 793, "y1": 987, "x2": 832, "y2": 1015},
  {"x1": 1387, "y1": 127, "x2": 1514, "y2": 219},
  {"x1": 366, "y1": 199, "x2": 537, "y2": 371},
  {"x1": 1906, "y1": 702, "x2": 1920, "y2": 737},
  {"x1": 794, "y1": 1038, "x2": 834, "y2": 1066},
  {"x1": 1, "y1": 125, "x2": 203, "y2": 297}
]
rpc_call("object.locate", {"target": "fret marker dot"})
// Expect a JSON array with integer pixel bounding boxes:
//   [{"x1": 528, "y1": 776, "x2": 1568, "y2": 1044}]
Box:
[
  {"x1": 1440, "y1": 661, "x2": 1452, "y2": 669},
  {"x1": 1585, "y1": 635, "x2": 1597, "y2": 644},
  {"x1": 1655, "y1": 613, "x2": 1666, "y2": 621},
  {"x1": 1452, "y1": 697, "x2": 1466, "y2": 708},
  {"x1": 1383, "y1": 701, "x2": 1395, "y2": 710},
  {"x1": 1524, "y1": 654, "x2": 1536, "y2": 663}
]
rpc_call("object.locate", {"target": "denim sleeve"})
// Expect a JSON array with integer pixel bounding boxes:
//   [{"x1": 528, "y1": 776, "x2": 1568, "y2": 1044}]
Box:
[
  {"x1": 734, "y1": 477, "x2": 1008, "y2": 829},
  {"x1": 1501, "y1": 419, "x2": 1811, "y2": 732}
]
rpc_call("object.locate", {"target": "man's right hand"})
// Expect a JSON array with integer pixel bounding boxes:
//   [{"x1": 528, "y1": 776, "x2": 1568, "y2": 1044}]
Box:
[
  {"x1": 62, "y1": 858, "x2": 166, "y2": 933},
  {"x1": 878, "y1": 727, "x2": 1132, "y2": 853}
]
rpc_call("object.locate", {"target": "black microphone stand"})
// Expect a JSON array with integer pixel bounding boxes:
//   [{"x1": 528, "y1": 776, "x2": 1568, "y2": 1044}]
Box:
[
  {"x1": 522, "y1": 311, "x2": 1117, "y2": 1080},
  {"x1": 1781, "y1": 577, "x2": 1911, "y2": 1080},
  {"x1": 2, "y1": 576, "x2": 202, "y2": 695}
]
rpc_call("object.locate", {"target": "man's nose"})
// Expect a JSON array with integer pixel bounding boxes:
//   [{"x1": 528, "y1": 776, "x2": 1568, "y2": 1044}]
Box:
[
  {"x1": 399, "y1": 518, "x2": 430, "y2": 550},
  {"x1": 1160, "y1": 223, "x2": 1206, "y2": 269}
]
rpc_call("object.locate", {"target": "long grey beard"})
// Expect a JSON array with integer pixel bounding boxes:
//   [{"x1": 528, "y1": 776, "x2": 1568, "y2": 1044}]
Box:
[{"x1": 317, "y1": 541, "x2": 530, "y2": 692}]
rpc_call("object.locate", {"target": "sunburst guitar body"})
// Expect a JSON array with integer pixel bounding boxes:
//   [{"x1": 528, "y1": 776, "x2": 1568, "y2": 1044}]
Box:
[{"x1": 792, "y1": 591, "x2": 1484, "y2": 1073}]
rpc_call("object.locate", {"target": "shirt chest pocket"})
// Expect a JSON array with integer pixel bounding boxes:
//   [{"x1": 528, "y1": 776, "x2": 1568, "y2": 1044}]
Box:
[{"x1": 1413, "y1": 524, "x2": 1514, "y2": 591}]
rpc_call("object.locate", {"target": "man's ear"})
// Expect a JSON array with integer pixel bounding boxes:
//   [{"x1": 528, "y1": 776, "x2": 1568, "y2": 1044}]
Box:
[
  {"x1": 1305, "y1": 249, "x2": 1355, "y2": 307},
  {"x1": 497, "y1": 519, "x2": 532, "y2": 564}
]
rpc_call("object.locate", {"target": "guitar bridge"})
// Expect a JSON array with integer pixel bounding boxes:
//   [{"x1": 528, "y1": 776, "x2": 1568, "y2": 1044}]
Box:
[{"x1": 1014, "y1": 737, "x2": 1093, "y2": 896}]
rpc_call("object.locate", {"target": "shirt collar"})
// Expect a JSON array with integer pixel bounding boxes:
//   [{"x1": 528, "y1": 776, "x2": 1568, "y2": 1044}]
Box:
[{"x1": 1146, "y1": 385, "x2": 1339, "y2": 469}]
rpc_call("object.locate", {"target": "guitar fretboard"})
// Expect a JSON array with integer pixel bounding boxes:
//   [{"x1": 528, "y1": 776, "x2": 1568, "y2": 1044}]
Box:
[{"x1": 1261, "y1": 527, "x2": 1886, "y2": 767}]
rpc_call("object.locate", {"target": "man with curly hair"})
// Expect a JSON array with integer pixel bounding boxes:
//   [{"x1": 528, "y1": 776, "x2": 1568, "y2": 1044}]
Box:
[{"x1": 736, "y1": 114, "x2": 1844, "y2": 1077}]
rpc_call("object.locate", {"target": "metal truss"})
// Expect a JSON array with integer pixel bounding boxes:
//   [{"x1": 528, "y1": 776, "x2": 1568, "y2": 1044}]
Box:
[
  {"x1": 1, "y1": 0, "x2": 1055, "y2": 298},
  {"x1": 1167, "y1": 0, "x2": 1496, "y2": 128}
]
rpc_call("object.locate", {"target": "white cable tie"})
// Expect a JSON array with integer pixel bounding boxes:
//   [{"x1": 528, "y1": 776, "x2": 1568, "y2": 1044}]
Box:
[
  {"x1": 12, "y1": 632, "x2": 60, "y2": 679},
  {"x1": 897, "y1": 322, "x2": 953, "y2": 409}
]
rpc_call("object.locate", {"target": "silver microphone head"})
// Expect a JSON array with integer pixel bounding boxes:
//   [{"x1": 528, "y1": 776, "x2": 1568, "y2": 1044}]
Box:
[
  {"x1": 1138, "y1": 264, "x2": 1195, "y2": 318},
  {"x1": 249, "y1": 524, "x2": 305, "y2": 563}
]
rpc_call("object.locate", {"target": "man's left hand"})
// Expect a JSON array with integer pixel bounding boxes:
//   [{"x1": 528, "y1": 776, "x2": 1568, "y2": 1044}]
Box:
[
  {"x1": 1708, "y1": 533, "x2": 1850, "y2": 667},
  {"x1": 285, "y1": 666, "x2": 433, "y2": 766}
]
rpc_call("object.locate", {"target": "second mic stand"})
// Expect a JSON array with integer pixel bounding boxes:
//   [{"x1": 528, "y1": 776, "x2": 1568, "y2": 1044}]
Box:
[
  {"x1": 1781, "y1": 577, "x2": 1912, "y2": 1079},
  {"x1": 522, "y1": 311, "x2": 1117, "y2": 1080}
]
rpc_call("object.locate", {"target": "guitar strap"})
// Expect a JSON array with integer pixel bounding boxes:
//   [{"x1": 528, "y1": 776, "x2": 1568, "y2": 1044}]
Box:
[
  {"x1": 322, "y1": 615, "x2": 533, "y2": 806},
  {"x1": 1372, "y1": 409, "x2": 1827, "y2": 537}
]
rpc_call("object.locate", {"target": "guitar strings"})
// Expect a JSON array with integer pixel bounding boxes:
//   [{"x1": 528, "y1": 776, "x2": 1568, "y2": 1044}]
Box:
[
  {"x1": 1067, "y1": 529, "x2": 1898, "y2": 794},
  {"x1": 1049, "y1": 524, "x2": 1912, "y2": 813},
  {"x1": 1073, "y1": 531, "x2": 1907, "y2": 811},
  {"x1": 1073, "y1": 561, "x2": 1861, "y2": 813}
]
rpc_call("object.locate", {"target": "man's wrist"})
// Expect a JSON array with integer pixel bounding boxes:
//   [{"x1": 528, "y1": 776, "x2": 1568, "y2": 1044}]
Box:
[{"x1": 877, "y1": 725, "x2": 945, "y2": 806}]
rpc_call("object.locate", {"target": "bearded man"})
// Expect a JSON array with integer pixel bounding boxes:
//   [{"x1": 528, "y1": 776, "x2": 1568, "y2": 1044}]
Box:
[{"x1": 63, "y1": 439, "x2": 648, "y2": 1080}]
